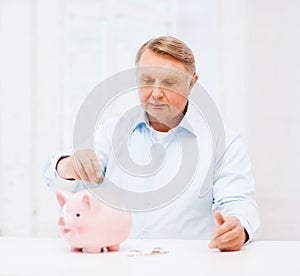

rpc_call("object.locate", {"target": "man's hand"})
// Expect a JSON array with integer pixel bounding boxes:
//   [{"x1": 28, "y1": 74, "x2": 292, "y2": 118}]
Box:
[
  {"x1": 56, "y1": 150, "x2": 103, "y2": 183},
  {"x1": 208, "y1": 210, "x2": 247, "y2": 251}
]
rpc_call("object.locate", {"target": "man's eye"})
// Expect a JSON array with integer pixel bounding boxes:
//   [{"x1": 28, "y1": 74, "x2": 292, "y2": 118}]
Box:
[
  {"x1": 142, "y1": 79, "x2": 155, "y2": 84},
  {"x1": 163, "y1": 80, "x2": 175, "y2": 86}
]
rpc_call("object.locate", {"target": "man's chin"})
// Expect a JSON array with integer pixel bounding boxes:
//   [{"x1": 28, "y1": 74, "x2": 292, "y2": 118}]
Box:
[{"x1": 145, "y1": 108, "x2": 166, "y2": 119}]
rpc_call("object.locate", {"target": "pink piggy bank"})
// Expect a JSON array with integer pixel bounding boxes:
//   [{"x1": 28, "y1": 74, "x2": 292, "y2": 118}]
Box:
[{"x1": 56, "y1": 190, "x2": 131, "y2": 253}]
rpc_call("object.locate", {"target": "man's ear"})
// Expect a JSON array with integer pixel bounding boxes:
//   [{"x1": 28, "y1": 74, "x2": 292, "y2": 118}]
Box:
[
  {"x1": 189, "y1": 73, "x2": 199, "y2": 90},
  {"x1": 56, "y1": 191, "x2": 71, "y2": 207}
]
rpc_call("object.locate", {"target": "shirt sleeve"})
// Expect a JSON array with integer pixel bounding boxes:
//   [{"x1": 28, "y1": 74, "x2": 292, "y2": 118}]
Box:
[
  {"x1": 42, "y1": 151, "x2": 80, "y2": 192},
  {"x1": 212, "y1": 130, "x2": 261, "y2": 242}
]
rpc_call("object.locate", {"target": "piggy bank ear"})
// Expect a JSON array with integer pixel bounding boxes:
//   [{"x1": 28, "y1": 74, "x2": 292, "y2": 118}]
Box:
[
  {"x1": 80, "y1": 192, "x2": 95, "y2": 212},
  {"x1": 56, "y1": 191, "x2": 71, "y2": 207}
]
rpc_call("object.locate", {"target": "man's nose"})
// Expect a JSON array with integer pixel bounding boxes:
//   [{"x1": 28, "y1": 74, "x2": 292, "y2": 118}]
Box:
[{"x1": 152, "y1": 86, "x2": 163, "y2": 99}]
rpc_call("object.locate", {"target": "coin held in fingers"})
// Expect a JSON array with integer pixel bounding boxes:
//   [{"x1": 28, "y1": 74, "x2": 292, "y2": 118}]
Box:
[{"x1": 95, "y1": 171, "x2": 103, "y2": 183}]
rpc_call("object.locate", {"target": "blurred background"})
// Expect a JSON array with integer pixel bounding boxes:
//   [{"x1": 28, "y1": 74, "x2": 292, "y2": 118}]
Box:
[{"x1": 0, "y1": 0, "x2": 299, "y2": 240}]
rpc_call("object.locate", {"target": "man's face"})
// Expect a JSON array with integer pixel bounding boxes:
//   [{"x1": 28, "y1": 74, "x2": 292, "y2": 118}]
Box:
[{"x1": 136, "y1": 49, "x2": 197, "y2": 124}]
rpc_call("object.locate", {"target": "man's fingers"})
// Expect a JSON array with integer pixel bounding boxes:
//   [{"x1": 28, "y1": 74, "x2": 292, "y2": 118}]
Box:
[
  {"x1": 86, "y1": 150, "x2": 103, "y2": 183},
  {"x1": 213, "y1": 216, "x2": 237, "y2": 239},
  {"x1": 90, "y1": 157, "x2": 103, "y2": 183},
  {"x1": 80, "y1": 155, "x2": 98, "y2": 182},
  {"x1": 209, "y1": 230, "x2": 244, "y2": 251},
  {"x1": 214, "y1": 210, "x2": 225, "y2": 226},
  {"x1": 73, "y1": 158, "x2": 90, "y2": 182},
  {"x1": 72, "y1": 168, "x2": 82, "y2": 180},
  {"x1": 213, "y1": 225, "x2": 240, "y2": 245},
  {"x1": 209, "y1": 236, "x2": 242, "y2": 251},
  {"x1": 209, "y1": 215, "x2": 245, "y2": 251},
  {"x1": 56, "y1": 151, "x2": 102, "y2": 182},
  {"x1": 72, "y1": 150, "x2": 103, "y2": 183}
]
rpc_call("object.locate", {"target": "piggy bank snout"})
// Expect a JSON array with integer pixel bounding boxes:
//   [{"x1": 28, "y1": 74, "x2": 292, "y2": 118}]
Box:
[
  {"x1": 58, "y1": 215, "x2": 72, "y2": 235},
  {"x1": 58, "y1": 216, "x2": 66, "y2": 227}
]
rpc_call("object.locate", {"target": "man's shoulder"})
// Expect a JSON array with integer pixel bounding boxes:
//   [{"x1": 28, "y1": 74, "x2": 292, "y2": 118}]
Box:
[{"x1": 95, "y1": 107, "x2": 146, "y2": 135}]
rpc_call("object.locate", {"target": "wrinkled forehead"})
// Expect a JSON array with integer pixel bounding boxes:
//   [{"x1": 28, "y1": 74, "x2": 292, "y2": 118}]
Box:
[{"x1": 136, "y1": 66, "x2": 191, "y2": 81}]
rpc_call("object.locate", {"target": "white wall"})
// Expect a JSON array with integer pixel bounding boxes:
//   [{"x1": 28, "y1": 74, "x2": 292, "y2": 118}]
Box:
[
  {"x1": 0, "y1": 0, "x2": 36, "y2": 235},
  {"x1": 0, "y1": 0, "x2": 63, "y2": 236},
  {"x1": 178, "y1": 0, "x2": 300, "y2": 240},
  {"x1": 246, "y1": 0, "x2": 300, "y2": 240},
  {"x1": 0, "y1": 0, "x2": 299, "y2": 240}
]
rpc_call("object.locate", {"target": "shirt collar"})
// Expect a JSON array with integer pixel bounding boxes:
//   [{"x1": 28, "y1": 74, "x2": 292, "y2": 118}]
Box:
[
  {"x1": 131, "y1": 102, "x2": 199, "y2": 137},
  {"x1": 174, "y1": 101, "x2": 197, "y2": 136}
]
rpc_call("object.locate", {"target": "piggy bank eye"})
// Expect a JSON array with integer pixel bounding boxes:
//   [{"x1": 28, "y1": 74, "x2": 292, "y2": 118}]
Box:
[{"x1": 76, "y1": 213, "x2": 80, "y2": 217}]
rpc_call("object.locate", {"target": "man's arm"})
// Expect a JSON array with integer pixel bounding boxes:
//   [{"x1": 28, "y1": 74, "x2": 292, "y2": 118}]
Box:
[{"x1": 209, "y1": 130, "x2": 260, "y2": 251}]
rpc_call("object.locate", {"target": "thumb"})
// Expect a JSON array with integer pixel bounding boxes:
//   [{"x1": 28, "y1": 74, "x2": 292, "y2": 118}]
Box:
[{"x1": 214, "y1": 210, "x2": 225, "y2": 226}]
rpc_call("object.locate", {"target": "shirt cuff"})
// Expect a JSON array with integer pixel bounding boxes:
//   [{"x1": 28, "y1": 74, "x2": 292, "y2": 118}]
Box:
[
  {"x1": 43, "y1": 152, "x2": 79, "y2": 193},
  {"x1": 235, "y1": 215, "x2": 253, "y2": 245}
]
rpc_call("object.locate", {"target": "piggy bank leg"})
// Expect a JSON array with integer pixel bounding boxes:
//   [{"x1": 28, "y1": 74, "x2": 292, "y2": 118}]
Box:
[
  {"x1": 85, "y1": 247, "x2": 102, "y2": 253},
  {"x1": 71, "y1": 247, "x2": 82, "y2": 252},
  {"x1": 107, "y1": 245, "x2": 120, "y2": 252}
]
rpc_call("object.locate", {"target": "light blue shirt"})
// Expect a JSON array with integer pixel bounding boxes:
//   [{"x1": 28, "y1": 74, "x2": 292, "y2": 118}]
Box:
[{"x1": 44, "y1": 102, "x2": 260, "y2": 241}]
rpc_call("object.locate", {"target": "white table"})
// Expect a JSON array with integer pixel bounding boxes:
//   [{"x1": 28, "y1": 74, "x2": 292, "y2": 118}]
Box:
[{"x1": 0, "y1": 237, "x2": 299, "y2": 275}]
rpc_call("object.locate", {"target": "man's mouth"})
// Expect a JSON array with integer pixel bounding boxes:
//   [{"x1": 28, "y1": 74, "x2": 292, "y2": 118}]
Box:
[{"x1": 148, "y1": 102, "x2": 167, "y2": 108}]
